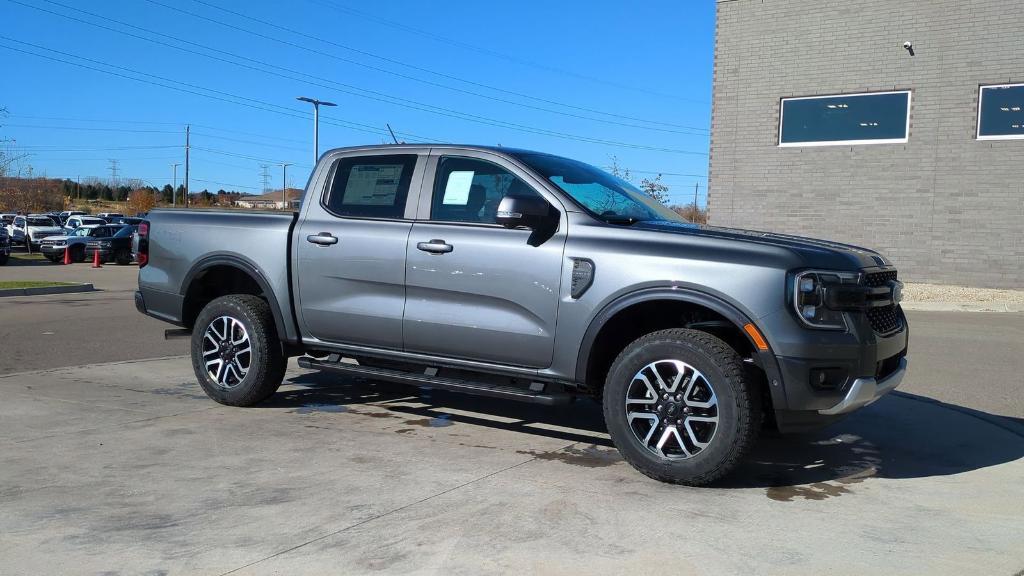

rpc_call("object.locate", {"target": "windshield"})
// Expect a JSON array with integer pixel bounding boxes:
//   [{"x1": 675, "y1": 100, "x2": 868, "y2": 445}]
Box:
[
  {"x1": 27, "y1": 217, "x2": 57, "y2": 226},
  {"x1": 514, "y1": 152, "x2": 686, "y2": 225}
]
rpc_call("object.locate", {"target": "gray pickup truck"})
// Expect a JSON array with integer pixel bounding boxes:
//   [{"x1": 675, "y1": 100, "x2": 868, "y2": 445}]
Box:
[{"x1": 135, "y1": 144, "x2": 908, "y2": 485}]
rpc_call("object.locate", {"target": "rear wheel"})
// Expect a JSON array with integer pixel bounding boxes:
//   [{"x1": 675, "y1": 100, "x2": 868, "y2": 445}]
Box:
[
  {"x1": 115, "y1": 247, "x2": 131, "y2": 265},
  {"x1": 0, "y1": 252, "x2": 8, "y2": 265},
  {"x1": 71, "y1": 245, "x2": 85, "y2": 263},
  {"x1": 191, "y1": 295, "x2": 285, "y2": 406},
  {"x1": 603, "y1": 328, "x2": 759, "y2": 486}
]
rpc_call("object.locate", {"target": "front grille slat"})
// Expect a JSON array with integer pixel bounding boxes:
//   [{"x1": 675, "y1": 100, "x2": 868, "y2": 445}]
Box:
[{"x1": 864, "y1": 270, "x2": 902, "y2": 335}]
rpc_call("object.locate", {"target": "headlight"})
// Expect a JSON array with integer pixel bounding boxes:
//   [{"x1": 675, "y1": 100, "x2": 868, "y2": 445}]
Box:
[{"x1": 792, "y1": 270, "x2": 861, "y2": 330}]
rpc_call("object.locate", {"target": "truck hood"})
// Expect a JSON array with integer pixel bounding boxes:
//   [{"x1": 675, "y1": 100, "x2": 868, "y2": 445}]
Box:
[
  {"x1": 27, "y1": 225, "x2": 64, "y2": 237},
  {"x1": 633, "y1": 220, "x2": 891, "y2": 270}
]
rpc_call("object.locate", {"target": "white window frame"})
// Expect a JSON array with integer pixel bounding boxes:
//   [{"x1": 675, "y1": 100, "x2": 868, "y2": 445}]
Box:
[
  {"x1": 778, "y1": 90, "x2": 912, "y2": 147},
  {"x1": 977, "y1": 83, "x2": 1024, "y2": 141}
]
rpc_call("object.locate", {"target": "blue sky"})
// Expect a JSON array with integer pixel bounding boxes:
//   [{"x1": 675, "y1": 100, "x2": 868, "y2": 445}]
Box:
[{"x1": 1, "y1": 0, "x2": 714, "y2": 204}]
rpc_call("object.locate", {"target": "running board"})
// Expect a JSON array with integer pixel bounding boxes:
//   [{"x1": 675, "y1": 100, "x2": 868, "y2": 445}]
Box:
[{"x1": 297, "y1": 356, "x2": 572, "y2": 406}]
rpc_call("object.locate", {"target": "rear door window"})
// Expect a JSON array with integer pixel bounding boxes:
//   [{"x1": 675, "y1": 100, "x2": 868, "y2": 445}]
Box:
[{"x1": 324, "y1": 154, "x2": 418, "y2": 219}]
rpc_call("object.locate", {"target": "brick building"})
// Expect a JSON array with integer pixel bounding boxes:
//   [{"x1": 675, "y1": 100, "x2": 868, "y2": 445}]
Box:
[{"x1": 709, "y1": 0, "x2": 1024, "y2": 288}]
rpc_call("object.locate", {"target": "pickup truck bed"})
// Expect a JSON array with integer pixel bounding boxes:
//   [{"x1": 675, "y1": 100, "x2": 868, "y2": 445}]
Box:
[{"x1": 137, "y1": 209, "x2": 298, "y2": 343}]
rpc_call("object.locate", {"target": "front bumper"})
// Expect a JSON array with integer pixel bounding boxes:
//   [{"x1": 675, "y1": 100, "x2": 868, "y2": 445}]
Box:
[
  {"x1": 762, "y1": 301, "x2": 909, "y2": 433},
  {"x1": 817, "y1": 357, "x2": 907, "y2": 415},
  {"x1": 40, "y1": 244, "x2": 67, "y2": 256},
  {"x1": 85, "y1": 247, "x2": 113, "y2": 259}
]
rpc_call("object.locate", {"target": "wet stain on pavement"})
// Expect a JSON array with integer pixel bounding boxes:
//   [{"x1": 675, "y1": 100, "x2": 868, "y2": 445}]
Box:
[
  {"x1": 517, "y1": 445, "x2": 622, "y2": 468},
  {"x1": 765, "y1": 467, "x2": 876, "y2": 502},
  {"x1": 292, "y1": 403, "x2": 348, "y2": 414},
  {"x1": 403, "y1": 415, "x2": 453, "y2": 428}
]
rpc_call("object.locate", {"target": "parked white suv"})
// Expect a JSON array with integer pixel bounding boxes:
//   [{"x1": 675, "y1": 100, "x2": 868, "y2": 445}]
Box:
[{"x1": 11, "y1": 214, "x2": 64, "y2": 251}]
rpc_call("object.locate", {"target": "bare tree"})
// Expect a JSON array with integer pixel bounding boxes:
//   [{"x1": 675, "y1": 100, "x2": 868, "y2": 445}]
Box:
[{"x1": 607, "y1": 155, "x2": 670, "y2": 204}]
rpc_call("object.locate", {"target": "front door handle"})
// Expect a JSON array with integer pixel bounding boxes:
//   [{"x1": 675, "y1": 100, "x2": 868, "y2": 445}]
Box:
[
  {"x1": 416, "y1": 239, "x2": 453, "y2": 254},
  {"x1": 306, "y1": 232, "x2": 338, "y2": 246}
]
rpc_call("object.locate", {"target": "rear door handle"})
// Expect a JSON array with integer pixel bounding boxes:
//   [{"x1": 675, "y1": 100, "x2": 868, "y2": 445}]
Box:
[
  {"x1": 306, "y1": 232, "x2": 338, "y2": 246},
  {"x1": 416, "y1": 239, "x2": 453, "y2": 254}
]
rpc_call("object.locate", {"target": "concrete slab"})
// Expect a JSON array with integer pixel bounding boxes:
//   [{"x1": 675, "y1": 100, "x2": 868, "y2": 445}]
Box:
[{"x1": 0, "y1": 357, "x2": 1021, "y2": 575}]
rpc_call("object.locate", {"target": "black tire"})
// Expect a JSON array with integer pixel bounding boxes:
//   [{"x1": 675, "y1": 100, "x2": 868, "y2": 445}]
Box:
[
  {"x1": 71, "y1": 245, "x2": 85, "y2": 263},
  {"x1": 46, "y1": 254, "x2": 60, "y2": 263},
  {"x1": 190, "y1": 295, "x2": 286, "y2": 406},
  {"x1": 0, "y1": 252, "x2": 8, "y2": 265},
  {"x1": 115, "y1": 248, "x2": 131, "y2": 265},
  {"x1": 603, "y1": 328, "x2": 759, "y2": 486}
]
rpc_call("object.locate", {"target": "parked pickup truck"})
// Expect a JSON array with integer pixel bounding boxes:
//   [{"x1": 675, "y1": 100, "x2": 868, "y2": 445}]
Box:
[{"x1": 135, "y1": 144, "x2": 908, "y2": 485}]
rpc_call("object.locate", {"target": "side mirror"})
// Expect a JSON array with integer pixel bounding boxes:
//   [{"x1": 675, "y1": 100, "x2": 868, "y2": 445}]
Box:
[{"x1": 495, "y1": 194, "x2": 552, "y2": 229}]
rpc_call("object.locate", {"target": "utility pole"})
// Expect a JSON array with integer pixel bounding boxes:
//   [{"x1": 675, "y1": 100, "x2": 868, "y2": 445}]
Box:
[
  {"x1": 693, "y1": 182, "x2": 700, "y2": 214},
  {"x1": 281, "y1": 163, "x2": 291, "y2": 210},
  {"x1": 296, "y1": 96, "x2": 337, "y2": 164},
  {"x1": 171, "y1": 163, "x2": 181, "y2": 206},
  {"x1": 76, "y1": 175, "x2": 80, "y2": 200},
  {"x1": 184, "y1": 124, "x2": 190, "y2": 208}
]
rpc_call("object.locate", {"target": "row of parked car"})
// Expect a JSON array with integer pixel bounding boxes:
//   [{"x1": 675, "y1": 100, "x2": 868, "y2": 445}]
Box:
[{"x1": 0, "y1": 210, "x2": 144, "y2": 266}]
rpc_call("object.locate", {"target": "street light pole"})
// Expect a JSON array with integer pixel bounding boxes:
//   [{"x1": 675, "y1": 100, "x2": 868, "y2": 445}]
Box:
[
  {"x1": 296, "y1": 96, "x2": 337, "y2": 164},
  {"x1": 281, "y1": 163, "x2": 291, "y2": 210},
  {"x1": 171, "y1": 163, "x2": 181, "y2": 206}
]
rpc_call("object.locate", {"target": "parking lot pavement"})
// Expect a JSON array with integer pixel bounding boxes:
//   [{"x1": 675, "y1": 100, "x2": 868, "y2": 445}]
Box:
[
  {"x1": 0, "y1": 262, "x2": 186, "y2": 375},
  {"x1": 1, "y1": 357, "x2": 1022, "y2": 575}
]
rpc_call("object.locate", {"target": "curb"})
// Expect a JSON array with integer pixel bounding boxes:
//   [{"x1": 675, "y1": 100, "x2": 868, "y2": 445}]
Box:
[
  {"x1": 901, "y1": 301, "x2": 1024, "y2": 313},
  {"x1": 0, "y1": 283, "x2": 95, "y2": 298}
]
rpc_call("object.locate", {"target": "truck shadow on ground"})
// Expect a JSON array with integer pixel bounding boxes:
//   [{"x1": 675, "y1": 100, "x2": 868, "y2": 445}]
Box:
[{"x1": 265, "y1": 371, "x2": 1024, "y2": 490}]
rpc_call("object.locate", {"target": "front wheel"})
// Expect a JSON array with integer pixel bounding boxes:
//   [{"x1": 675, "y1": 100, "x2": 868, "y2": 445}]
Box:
[
  {"x1": 190, "y1": 295, "x2": 286, "y2": 406},
  {"x1": 603, "y1": 328, "x2": 760, "y2": 486}
]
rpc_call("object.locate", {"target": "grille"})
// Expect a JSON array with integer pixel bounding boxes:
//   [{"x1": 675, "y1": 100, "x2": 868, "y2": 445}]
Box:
[{"x1": 864, "y1": 270, "x2": 902, "y2": 335}]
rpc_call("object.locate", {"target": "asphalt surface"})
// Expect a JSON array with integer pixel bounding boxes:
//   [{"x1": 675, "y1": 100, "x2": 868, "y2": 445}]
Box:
[
  {"x1": 0, "y1": 258, "x2": 187, "y2": 374},
  {"x1": 1, "y1": 255, "x2": 1022, "y2": 574}
]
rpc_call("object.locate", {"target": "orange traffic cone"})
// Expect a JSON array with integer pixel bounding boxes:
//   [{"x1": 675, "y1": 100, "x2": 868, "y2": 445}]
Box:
[
  {"x1": 63, "y1": 246, "x2": 71, "y2": 265},
  {"x1": 91, "y1": 249, "x2": 102, "y2": 268}
]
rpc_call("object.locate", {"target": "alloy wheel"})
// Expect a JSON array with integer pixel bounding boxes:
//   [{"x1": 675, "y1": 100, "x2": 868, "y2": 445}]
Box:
[
  {"x1": 625, "y1": 359, "x2": 719, "y2": 459},
  {"x1": 202, "y1": 315, "x2": 253, "y2": 388}
]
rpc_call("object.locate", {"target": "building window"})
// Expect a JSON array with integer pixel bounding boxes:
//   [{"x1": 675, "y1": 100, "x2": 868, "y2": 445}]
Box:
[
  {"x1": 977, "y1": 84, "x2": 1024, "y2": 140},
  {"x1": 779, "y1": 91, "x2": 911, "y2": 146}
]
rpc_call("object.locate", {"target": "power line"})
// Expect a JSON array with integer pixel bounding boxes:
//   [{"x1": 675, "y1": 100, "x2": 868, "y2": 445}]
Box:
[
  {"x1": 8, "y1": 144, "x2": 179, "y2": 151},
  {"x1": 2, "y1": 123, "x2": 180, "y2": 134},
  {"x1": 7, "y1": 114, "x2": 313, "y2": 145},
  {"x1": 190, "y1": 177, "x2": 260, "y2": 190},
  {"x1": 173, "y1": 0, "x2": 708, "y2": 134},
  {"x1": 303, "y1": 0, "x2": 707, "y2": 105},
  {"x1": 7, "y1": 1, "x2": 706, "y2": 154},
  {"x1": 0, "y1": 38, "x2": 396, "y2": 142}
]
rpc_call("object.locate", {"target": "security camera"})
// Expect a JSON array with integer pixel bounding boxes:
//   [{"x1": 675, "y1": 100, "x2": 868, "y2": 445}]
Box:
[{"x1": 903, "y1": 41, "x2": 913, "y2": 49}]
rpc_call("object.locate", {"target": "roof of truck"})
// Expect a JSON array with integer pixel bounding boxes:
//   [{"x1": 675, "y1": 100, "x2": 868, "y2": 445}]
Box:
[{"x1": 321, "y1": 144, "x2": 552, "y2": 157}]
